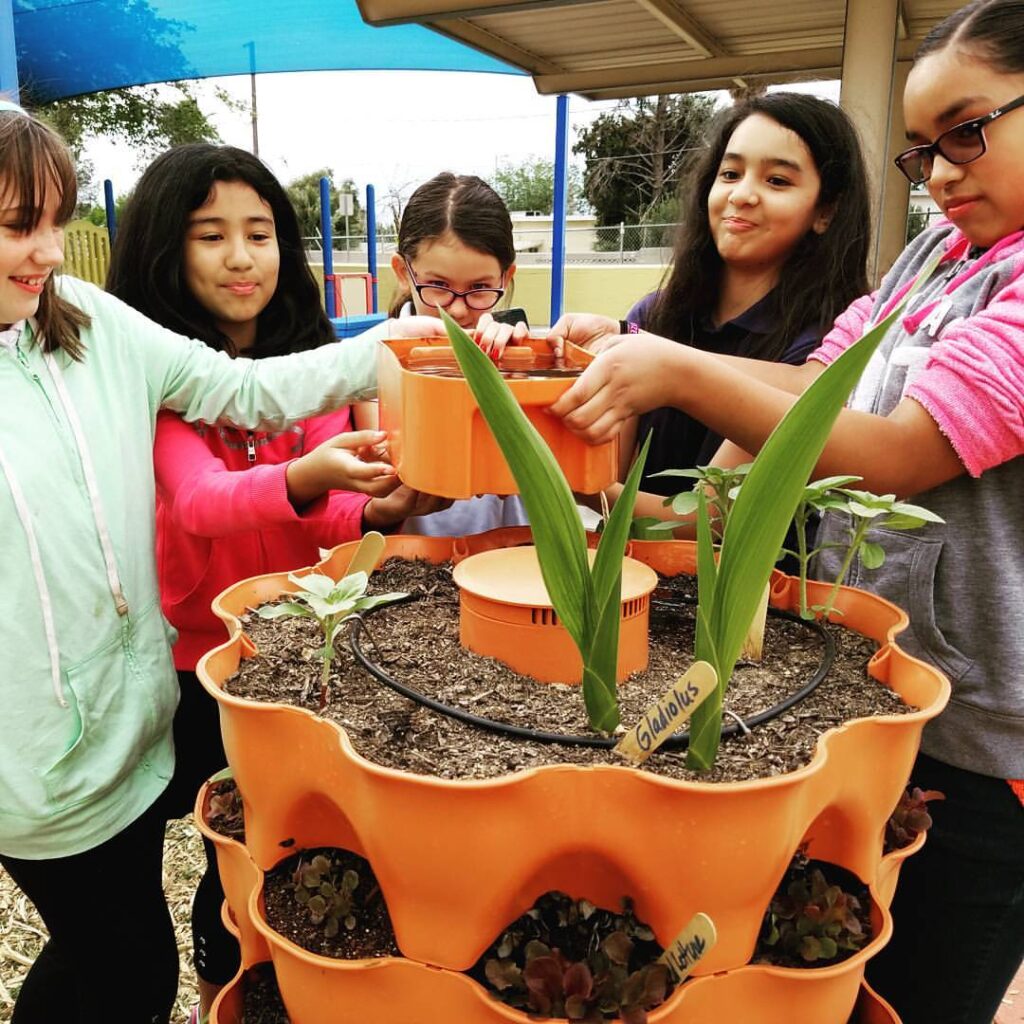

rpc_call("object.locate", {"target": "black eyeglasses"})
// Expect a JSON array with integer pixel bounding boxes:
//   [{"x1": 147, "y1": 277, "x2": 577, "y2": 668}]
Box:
[
  {"x1": 403, "y1": 258, "x2": 505, "y2": 311},
  {"x1": 894, "y1": 93, "x2": 1024, "y2": 185}
]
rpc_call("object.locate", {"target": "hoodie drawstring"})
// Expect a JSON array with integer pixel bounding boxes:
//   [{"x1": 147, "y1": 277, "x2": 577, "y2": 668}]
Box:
[
  {"x1": 45, "y1": 352, "x2": 129, "y2": 617},
  {"x1": 0, "y1": 441, "x2": 68, "y2": 707}
]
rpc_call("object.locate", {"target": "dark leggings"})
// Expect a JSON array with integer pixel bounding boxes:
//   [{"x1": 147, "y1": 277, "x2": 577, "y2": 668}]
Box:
[
  {"x1": 866, "y1": 753, "x2": 1024, "y2": 1024},
  {"x1": 163, "y1": 668, "x2": 241, "y2": 986},
  {"x1": 0, "y1": 797, "x2": 178, "y2": 1024}
]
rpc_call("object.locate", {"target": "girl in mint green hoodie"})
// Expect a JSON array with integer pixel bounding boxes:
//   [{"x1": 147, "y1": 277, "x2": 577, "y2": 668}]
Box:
[{"x1": 0, "y1": 106, "x2": 438, "y2": 1023}]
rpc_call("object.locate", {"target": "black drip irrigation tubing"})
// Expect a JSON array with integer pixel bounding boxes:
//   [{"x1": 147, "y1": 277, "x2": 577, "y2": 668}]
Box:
[{"x1": 346, "y1": 599, "x2": 835, "y2": 751}]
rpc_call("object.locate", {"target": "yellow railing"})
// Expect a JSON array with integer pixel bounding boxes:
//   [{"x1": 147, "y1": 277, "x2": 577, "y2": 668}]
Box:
[{"x1": 62, "y1": 219, "x2": 110, "y2": 286}]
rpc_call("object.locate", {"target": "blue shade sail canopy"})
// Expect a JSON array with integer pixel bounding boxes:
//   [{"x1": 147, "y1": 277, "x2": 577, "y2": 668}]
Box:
[{"x1": 14, "y1": 0, "x2": 523, "y2": 103}]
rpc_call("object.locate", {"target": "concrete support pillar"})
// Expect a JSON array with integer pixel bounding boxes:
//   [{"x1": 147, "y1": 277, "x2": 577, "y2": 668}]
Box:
[
  {"x1": 839, "y1": 0, "x2": 900, "y2": 282},
  {"x1": 878, "y1": 60, "x2": 913, "y2": 276},
  {"x1": 0, "y1": 1, "x2": 18, "y2": 102}
]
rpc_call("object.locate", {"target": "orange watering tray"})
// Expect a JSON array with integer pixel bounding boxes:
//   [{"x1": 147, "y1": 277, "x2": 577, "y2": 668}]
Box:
[
  {"x1": 377, "y1": 336, "x2": 619, "y2": 500},
  {"x1": 453, "y1": 545, "x2": 658, "y2": 683}
]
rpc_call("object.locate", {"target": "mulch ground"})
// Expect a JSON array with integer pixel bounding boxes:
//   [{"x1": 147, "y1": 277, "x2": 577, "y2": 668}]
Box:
[{"x1": 0, "y1": 818, "x2": 203, "y2": 1021}]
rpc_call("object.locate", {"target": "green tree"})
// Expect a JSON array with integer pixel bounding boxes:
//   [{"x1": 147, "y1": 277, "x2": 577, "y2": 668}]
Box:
[
  {"x1": 286, "y1": 170, "x2": 363, "y2": 245},
  {"x1": 35, "y1": 84, "x2": 220, "y2": 211},
  {"x1": 574, "y1": 93, "x2": 717, "y2": 229},
  {"x1": 491, "y1": 157, "x2": 587, "y2": 215}
]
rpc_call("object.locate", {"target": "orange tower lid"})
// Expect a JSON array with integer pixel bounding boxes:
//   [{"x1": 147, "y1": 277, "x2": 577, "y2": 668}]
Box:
[{"x1": 452, "y1": 545, "x2": 657, "y2": 607}]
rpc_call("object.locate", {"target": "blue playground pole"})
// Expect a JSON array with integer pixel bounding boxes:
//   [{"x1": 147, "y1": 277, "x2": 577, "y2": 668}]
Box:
[
  {"x1": 365, "y1": 183, "x2": 378, "y2": 313},
  {"x1": 319, "y1": 176, "x2": 335, "y2": 318},
  {"x1": 103, "y1": 179, "x2": 117, "y2": 241},
  {"x1": 550, "y1": 93, "x2": 569, "y2": 326},
  {"x1": 0, "y1": 0, "x2": 19, "y2": 102}
]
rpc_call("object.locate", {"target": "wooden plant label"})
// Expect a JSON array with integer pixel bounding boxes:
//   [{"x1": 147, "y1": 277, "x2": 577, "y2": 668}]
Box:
[
  {"x1": 657, "y1": 912, "x2": 717, "y2": 984},
  {"x1": 613, "y1": 661, "x2": 717, "y2": 765},
  {"x1": 346, "y1": 531, "x2": 386, "y2": 578}
]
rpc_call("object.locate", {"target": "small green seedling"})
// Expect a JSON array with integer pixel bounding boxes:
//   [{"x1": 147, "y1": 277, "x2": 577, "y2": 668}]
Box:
[
  {"x1": 652, "y1": 463, "x2": 751, "y2": 541},
  {"x1": 784, "y1": 479, "x2": 944, "y2": 619},
  {"x1": 257, "y1": 548, "x2": 407, "y2": 708}
]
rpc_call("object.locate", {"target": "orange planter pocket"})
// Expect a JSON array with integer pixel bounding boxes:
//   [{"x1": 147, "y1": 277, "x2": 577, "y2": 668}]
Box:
[
  {"x1": 194, "y1": 777, "x2": 269, "y2": 969},
  {"x1": 377, "y1": 336, "x2": 618, "y2": 499}
]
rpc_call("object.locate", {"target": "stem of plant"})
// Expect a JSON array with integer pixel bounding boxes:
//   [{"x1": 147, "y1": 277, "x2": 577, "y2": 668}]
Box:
[
  {"x1": 819, "y1": 520, "x2": 871, "y2": 619},
  {"x1": 793, "y1": 506, "x2": 810, "y2": 619}
]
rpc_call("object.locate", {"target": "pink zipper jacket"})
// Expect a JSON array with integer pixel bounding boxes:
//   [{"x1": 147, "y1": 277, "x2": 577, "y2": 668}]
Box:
[{"x1": 154, "y1": 408, "x2": 370, "y2": 669}]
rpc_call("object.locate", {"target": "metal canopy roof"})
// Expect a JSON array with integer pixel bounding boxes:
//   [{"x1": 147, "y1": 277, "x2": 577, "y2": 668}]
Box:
[{"x1": 357, "y1": 0, "x2": 964, "y2": 99}]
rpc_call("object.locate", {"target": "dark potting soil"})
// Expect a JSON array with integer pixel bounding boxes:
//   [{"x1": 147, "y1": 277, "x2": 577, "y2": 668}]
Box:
[
  {"x1": 241, "y1": 962, "x2": 290, "y2": 1024},
  {"x1": 205, "y1": 777, "x2": 246, "y2": 843},
  {"x1": 226, "y1": 559, "x2": 914, "y2": 784},
  {"x1": 262, "y1": 847, "x2": 400, "y2": 960}
]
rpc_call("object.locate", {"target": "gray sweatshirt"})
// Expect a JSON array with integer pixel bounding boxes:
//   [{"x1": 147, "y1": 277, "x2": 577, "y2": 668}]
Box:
[{"x1": 813, "y1": 223, "x2": 1024, "y2": 780}]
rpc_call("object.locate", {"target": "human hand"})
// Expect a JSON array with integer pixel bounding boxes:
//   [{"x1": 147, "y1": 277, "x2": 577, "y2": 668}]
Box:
[
  {"x1": 388, "y1": 316, "x2": 449, "y2": 339},
  {"x1": 474, "y1": 312, "x2": 530, "y2": 360},
  {"x1": 286, "y1": 430, "x2": 399, "y2": 508},
  {"x1": 361, "y1": 485, "x2": 454, "y2": 529},
  {"x1": 545, "y1": 313, "x2": 620, "y2": 358},
  {"x1": 548, "y1": 334, "x2": 683, "y2": 445}
]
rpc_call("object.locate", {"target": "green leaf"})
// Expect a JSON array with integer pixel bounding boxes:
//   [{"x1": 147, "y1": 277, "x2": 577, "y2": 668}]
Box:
[
  {"x1": 444, "y1": 309, "x2": 590, "y2": 650},
  {"x1": 670, "y1": 491, "x2": 700, "y2": 516},
  {"x1": 858, "y1": 540, "x2": 886, "y2": 569},
  {"x1": 256, "y1": 602, "x2": 314, "y2": 620},
  {"x1": 329, "y1": 571, "x2": 370, "y2": 604},
  {"x1": 685, "y1": 604, "x2": 720, "y2": 772},
  {"x1": 847, "y1": 500, "x2": 887, "y2": 518},
  {"x1": 583, "y1": 433, "x2": 653, "y2": 730},
  {"x1": 305, "y1": 594, "x2": 355, "y2": 621},
  {"x1": 649, "y1": 468, "x2": 704, "y2": 480},
  {"x1": 291, "y1": 572, "x2": 335, "y2": 599},
  {"x1": 353, "y1": 591, "x2": 409, "y2": 612}
]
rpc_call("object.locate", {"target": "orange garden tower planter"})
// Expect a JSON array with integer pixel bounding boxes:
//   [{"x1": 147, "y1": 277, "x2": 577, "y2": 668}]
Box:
[
  {"x1": 197, "y1": 531, "x2": 948, "y2": 1024},
  {"x1": 376, "y1": 337, "x2": 618, "y2": 499}
]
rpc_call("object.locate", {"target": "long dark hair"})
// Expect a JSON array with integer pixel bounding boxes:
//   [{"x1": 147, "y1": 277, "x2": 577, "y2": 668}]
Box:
[
  {"x1": 390, "y1": 172, "x2": 515, "y2": 316},
  {"x1": 647, "y1": 92, "x2": 870, "y2": 362},
  {"x1": 915, "y1": 0, "x2": 1024, "y2": 71},
  {"x1": 0, "y1": 110, "x2": 90, "y2": 358},
  {"x1": 108, "y1": 144, "x2": 333, "y2": 358}
]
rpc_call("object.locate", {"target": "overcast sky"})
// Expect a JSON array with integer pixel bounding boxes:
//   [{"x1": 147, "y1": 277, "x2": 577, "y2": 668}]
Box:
[{"x1": 83, "y1": 70, "x2": 839, "y2": 214}]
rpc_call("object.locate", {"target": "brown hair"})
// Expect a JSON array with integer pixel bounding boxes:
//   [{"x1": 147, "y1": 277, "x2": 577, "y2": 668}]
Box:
[
  {"x1": 390, "y1": 172, "x2": 515, "y2": 317},
  {"x1": 0, "y1": 110, "x2": 90, "y2": 358}
]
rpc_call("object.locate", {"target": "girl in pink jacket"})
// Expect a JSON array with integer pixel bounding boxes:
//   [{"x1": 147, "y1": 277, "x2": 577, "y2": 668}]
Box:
[{"x1": 106, "y1": 144, "x2": 448, "y2": 1018}]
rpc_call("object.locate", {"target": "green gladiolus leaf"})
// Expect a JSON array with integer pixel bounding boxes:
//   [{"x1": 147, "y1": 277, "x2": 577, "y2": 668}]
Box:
[{"x1": 444, "y1": 309, "x2": 590, "y2": 651}]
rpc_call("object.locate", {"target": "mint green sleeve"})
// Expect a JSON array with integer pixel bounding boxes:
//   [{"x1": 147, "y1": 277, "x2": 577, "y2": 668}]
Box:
[{"x1": 96, "y1": 280, "x2": 391, "y2": 428}]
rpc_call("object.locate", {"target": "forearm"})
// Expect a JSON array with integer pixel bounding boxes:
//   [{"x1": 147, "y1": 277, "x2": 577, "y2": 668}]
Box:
[{"x1": 666, "y1": 351, "x2": 963, "y2": 497}]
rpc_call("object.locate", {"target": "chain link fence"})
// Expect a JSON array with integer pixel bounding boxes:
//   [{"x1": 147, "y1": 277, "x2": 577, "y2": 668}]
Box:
[{"x1": 306, "y1": 207, "x2": 934, "y2": 265}]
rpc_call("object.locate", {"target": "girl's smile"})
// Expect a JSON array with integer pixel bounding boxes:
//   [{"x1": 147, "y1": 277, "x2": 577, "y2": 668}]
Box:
[
  {"x1": 707, "y1": 113, "x2": 829, "y2": 277},
  {"x1": 904, "y1": 48, "x2": 1024, "y2": 247},
  {"x1": 184, "y1": 179, "x2": 280, "y2": 350},
  {"x1": 0, "y1": 182, "x2": 64, "y2": 327}
]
